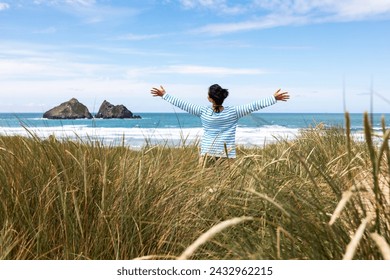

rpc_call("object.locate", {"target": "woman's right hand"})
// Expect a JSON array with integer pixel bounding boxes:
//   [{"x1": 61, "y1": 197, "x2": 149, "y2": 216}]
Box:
[{"x1": 151, "y1": 86, "x2": 166, "y2": 97}]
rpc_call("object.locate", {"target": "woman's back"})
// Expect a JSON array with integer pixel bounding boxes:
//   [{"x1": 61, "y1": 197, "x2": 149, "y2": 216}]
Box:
[{"x1": 200, "y1": 106, "x2": 239, "y2": 158}]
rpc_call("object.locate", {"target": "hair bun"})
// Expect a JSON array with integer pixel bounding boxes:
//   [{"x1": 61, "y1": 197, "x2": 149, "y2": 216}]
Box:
[
  {"x1": 216, "y1": 88, "x2": 228, "y2": 99},
  {"x1": 221, "y1": 89, "x2": 229, "y2": 98}
]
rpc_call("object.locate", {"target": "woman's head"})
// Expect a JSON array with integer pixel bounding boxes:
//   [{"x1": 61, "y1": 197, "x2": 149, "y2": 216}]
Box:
[{"x1": 208, "y1": 84, "x2": 229, "y2": 112}]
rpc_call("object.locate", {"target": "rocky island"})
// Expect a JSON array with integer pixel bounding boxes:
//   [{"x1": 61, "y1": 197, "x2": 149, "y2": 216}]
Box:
[
  {"x1": 43, "y1": 98, "x2": 93, "y2": 119},
  {"x1": 95, "y1": 100, "x2": 141, "y2": 119},
  {"x1": 43, "y1": 98, "x2": 141, "y2": 119}
]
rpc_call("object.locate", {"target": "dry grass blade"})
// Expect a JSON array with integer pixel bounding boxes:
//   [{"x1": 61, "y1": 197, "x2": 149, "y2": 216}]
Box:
[
  {"x1": 276, "y1": 226, "x2": 294, "y2": 260},
  {"x1": 343, "y1": 215, "x2": 373, "y2": 260},
  {"x1": 381, "y1": 116, "x2": 390, "y2": 177},
  {"x1": 71, "y1": 190, "x2": 84, "y2": 238},
  {"x1": 0, "y1": 223, "x2": 20, "y2": 260},
  {"x1": 329, "y1": 190, "x2": 353, "y2": 226},
  {"x1": 133, "y1": 255, "x2": 177, "y2": 260},
  {"x1": 370, "y1": 233, "x2": 390, "y2": 260},
  {"x1": 345, "y1": 112, "x2": 352, "y2": 160},
  {"x1": 247, "y1": 189, "x2": 291, "y2": 218},
  {"x1": 177, "y1": 217, "x2": 254, "y2": 260}
]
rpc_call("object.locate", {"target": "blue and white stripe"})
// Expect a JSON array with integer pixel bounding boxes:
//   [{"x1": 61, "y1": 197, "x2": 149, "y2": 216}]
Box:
[{"x1": 162, "y1": 93, "x2": 276, "y2": 158}]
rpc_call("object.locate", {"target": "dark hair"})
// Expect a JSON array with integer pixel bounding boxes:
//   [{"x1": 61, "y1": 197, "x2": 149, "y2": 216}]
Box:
[{"x1": 208, "y1": 84, "x2": 229, "y2": 113}]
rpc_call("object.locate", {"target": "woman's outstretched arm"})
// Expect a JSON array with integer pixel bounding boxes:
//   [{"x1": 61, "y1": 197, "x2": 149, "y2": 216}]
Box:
[
  {"x1": 151, "y1": 86, "x2": 203, "y2": 117},
  {"x1": 235, "y1": 89, "x2": 289, "y2": 119}
]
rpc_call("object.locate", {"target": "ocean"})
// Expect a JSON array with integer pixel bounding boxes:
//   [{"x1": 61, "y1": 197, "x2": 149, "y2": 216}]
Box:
[{"x1": 0, "y1": 112, "x2": 388, "y2": 149}]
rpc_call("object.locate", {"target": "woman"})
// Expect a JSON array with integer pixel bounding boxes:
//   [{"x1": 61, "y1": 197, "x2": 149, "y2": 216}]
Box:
[{"x1": 151, "y1": 84, "x2": 289, "y2": 160}]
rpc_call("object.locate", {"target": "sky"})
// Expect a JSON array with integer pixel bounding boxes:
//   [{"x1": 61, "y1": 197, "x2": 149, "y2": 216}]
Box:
[{"x1": 0, "y1": 0, "x2": 390, "y2": 113}]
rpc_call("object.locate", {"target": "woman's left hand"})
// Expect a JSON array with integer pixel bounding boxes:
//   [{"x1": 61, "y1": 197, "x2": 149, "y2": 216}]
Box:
[
  {"x1": 151, "y1": 86, "x2": 166, "y2": 97},
  {"x1": 274, "y1": 89, "x2": 289, "y2": 101}
]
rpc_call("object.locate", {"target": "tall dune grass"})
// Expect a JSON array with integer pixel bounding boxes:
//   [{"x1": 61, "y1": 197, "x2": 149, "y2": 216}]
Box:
[{"x1": 0, "y1": 112, "x2": 389, "y2": 260}]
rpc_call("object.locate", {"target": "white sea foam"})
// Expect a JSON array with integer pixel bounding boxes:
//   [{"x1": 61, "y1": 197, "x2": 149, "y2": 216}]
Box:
[
  {"x1": 236, "y1": 126, "x2": 298, "y2": 146},
  {"x1": 0, "y1": 125, "x2": 300, "y2": 148}
]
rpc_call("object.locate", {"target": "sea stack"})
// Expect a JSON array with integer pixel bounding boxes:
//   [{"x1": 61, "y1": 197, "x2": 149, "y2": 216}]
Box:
[
  {"x1": 43, "y1": 98, "x2": 93, "y2": 119},
  {"x1": 95, "y1": 100, "x2": 141, "y2": 119}
]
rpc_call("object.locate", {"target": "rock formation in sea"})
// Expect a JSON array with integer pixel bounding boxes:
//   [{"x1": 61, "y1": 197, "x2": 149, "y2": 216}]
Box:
[
  {"x1": 43, "y1": 98, "x2": 93, "y2": 119},
  {"x1": 95, "y1": 100, "x2": 141, "y2": 119}
]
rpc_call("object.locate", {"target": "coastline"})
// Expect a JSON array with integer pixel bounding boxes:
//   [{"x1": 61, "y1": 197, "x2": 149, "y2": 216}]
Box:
[
  {"x1": 0, "y1": 125, "x2": 299, "y2": 148},
  {"x1": 0, "y1": 112, "x2": 388, "y2": 148}
]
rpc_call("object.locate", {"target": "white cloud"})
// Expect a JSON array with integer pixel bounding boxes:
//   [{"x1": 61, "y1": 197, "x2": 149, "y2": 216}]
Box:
[
  {"x1": 0, "y1": 42, "x2": 128, "y2": 81},
  {"x1": 190, "y1": 0, "x2": 390, "y2": 34},
  {"x1": 179, "y1": 0, "x2": 247, "y2": 15},
  {"x1": 65, "y1": 0, "x2": 96, "y2": 6},
  {"x1": 0, "y1": 2, "x2": 10, "y2": 10},
  {"x1": 31, "y1": 0, "x2": 138, "y2": 24},
  {"x1": 195, "y1": 14, "x2": 308, "y2": 35},
  {"x1": 33, "y1": 27, "x2": 57, "y2": 34},
  {"x1": 180, "y1": 0, "x2": 224, "y2": 9},
  {"x1": 0, "y1": 58, "x2": 123, "y2": 80},
  {"x1": 0, "y1": 41, "x2": 179, "y2": 82},
  {"x1": 164, "y1": 65, "x2": 266, "y2": 75},
  {"x1": 0, "y1": 78, "x2": 151, "y2": 112},
  {"x1": 116, "y1": 33, "x2": 164, "y2": 41},
  {"x1": 334, "y1": 0, "x2": 390, "y2": 18},
  {"x1": 253, "y1": 0, "x2": 390, "y2": 18},
  {"x1": 126, "y1": 65, "x2": 266, "y2": 78},
  {"x1": 33, "y1": 0, "x2": 95, "y2": 7}
]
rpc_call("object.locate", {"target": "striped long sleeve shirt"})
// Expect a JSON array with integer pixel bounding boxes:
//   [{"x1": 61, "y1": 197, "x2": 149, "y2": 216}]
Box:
[{"x1": 162, "y1": 93, "x2": 277, "y2": 158}]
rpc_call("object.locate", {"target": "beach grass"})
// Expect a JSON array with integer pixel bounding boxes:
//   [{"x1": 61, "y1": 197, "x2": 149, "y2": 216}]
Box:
[{"x1": 0, "y1": 113, "x2": 389, "y2": 260}]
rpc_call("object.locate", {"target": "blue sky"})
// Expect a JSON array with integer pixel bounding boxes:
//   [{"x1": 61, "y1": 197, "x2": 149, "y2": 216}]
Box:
[{"x1": 1, "y1": 0, "x2": 390, "y2": 113}]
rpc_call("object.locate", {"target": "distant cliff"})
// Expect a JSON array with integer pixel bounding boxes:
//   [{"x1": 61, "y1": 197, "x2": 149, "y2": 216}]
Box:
[
  {"x1": 95, "y1": 100, "x2": 141, "y2": 119},
  {"x1": 43, "y1": 98, "x2": 93, "y2": 119}
]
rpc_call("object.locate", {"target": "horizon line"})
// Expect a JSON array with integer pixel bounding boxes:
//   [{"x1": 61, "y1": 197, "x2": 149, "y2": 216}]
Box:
[{"x1": 1, "y1": 111, "x2": 390, "y2": 115}]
